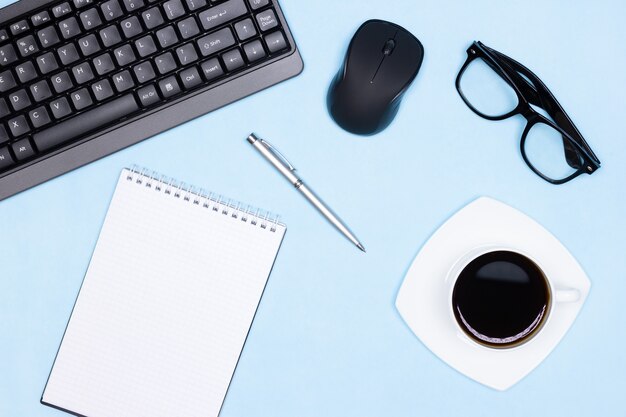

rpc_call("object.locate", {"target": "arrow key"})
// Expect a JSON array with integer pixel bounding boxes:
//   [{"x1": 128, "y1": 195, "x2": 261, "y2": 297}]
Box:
[
  {"x1": 265, "y1": 30, "x2": 287, "y2": 53},
  {"x1": 11, "y1": 138, "x2": 36, "y2": 161},
  {"x1": 243, "y1": 40, "x2": 266, "y2": 63},
  {"x1": 235, "y1": 18, "x2": 257, "y2": 41},
  {"x1": 222, "y1": 48, "x2": 245, "y2": 72}
]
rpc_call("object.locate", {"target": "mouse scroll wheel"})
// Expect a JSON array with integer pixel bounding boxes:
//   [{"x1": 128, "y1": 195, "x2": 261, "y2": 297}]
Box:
[{"x1": 383, "y1": 39, "x2": 396, "y2": 56}]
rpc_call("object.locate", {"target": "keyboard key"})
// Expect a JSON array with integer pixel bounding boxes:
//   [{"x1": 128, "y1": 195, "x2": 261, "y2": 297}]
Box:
[
  {"x1": 15, "y1": 62, "x2": 37, "y2": 82},
  {"x1": 0, "y1": 146, "x2": 15, "y2": 170},
  {"x1": 31, "y1": 11, "x2": 52, "y2": 27},
  {"x1": 199, "y1": 0, "x2": 247, "y2": 31},
  {"x1": 122, "y1": 0, "x2": 144, "y2": 12},
  {"x1": 80, "y1": 8, "x2": 103, "y2": 30},
  {"x1": 156, "y1": 26, "x2": 178, "y2": 48},
  {"x1": 112, "y1": 70, "x2": 135, "y2": 92},
  {"x1": 79, "y1": 34, "x2": 101, "y2": 56},
  {"x1": 16, "y1": 35, "x2": 39, "y2": 57},
  {"x1": 59, "y1": 17, "x2": 81, "y2": 39},
  {"x1": 8, "y1": 115, "x2": 29, "y2": 137},
  {"x1": 9, "y1": 89, "x2": 31, "y2": 111},
  {"x1": 37, "y1": 52, "x2": 59, "y2": 74},
  {"x1": 101, "y1": 0, "x2": 123, "y2": 21},
  {"x1": 52, "y1": 2, "x2": 72, "y2": 18},
  {"x1": 51, "y1": 71, "x2": 73, "y2": 93},
  {"x1": 264, "y1": 30, "x2": 287, "y2": 53},
  {"x1": 30, "y1": 80, "x2": 53, "y2": 102},
  {"x1": 71, "y1": 88, "x2": 93, "y2": 110},
  {"x1": 91, "y1": 79, "x2": 114, "y2": 101},
  {"x1": 93, "y1": 53, "x2": 115, "y2": 75},
  {"x1": 256, "y1": 9, "x2": 278, "y2": 32},
  {"x1": 158, "y1": 75, "x2": 181, "y2": 98},
  {"x1": 0, "y1": 44, "x2": 18, "y2": 66},
  {"x1": 33, "y1": 94, "x2": 139, "y2": 151},
  {"x1": 180, "y1": 66, "x2": 201, "y2": 89},
  {"x1": 248, "y1": 0, "x2": 269, "y2": 9},
  {"x1": 135, "y1": 35, "x2": 157, "y2": 58},
  {"x1": 114, "y1": 44, "x2": 136, "y2": 66},
  {"x1": 120, "y1": 16, "x2": 142, "y2": 39},
  {"x1": 37, "y1": 25, "x2": 60, "y2": 47},
  {"x1": 72, "y1": 62, "x2": 95, "y2": 84},
  {"x1": 10, "y1": 20, "x2": 29, "y2": 36},
  {"x1": 243, "y1": 39, "x2": 266, "y2": 63},
  {"x1": 142, "y1": 7, "x2": 164, "y2": 29},
  {"x1": 73, "y1": 0, "x2": 95, "y2": 9},
  {"x1": 29, "y1": 106, "x2": 52, "y2": 128},
  {"x1": 197, "y1": 28, "x2": 235, "y2": 57},
  {"x1": 176, "y1": 43, "x2": 198, "y2": 65},
  {"x1": 49, "y1": 97, "x2": 72, "y2": 119},
  {"x1": 0, "y1": 69, "x2": 16, "y2": 92},
  {"x1": 155, "y1": 52, "x2": 176, "y2": 74},
  {"x1": 234, "y1": 18, "x2": 256, "y2": 41},
  {"x1": 11, "y1": 138, "x2": 36, "y2": 161},
  {"x1": 133, "y1": 61, "x2": 156, "y2": 83},
  {"x1": 200, "y1": 58, "x2": 223, "y2": 81},
  {"x1": 185, "y1": 0, "x2": 206, "y2": 11},
  {"x1": 0, "y1": 30, "x2": 8, "y2": 43},
  {"x1": 0, "y1": 125, "x2": 9, "y2": 143},
  {"x1": 222, "y1": 48, "x2": 244, "y2": 71},
  {"x1": 0, "y1": 98, "x2": 9, "y2": 117},
  {"x1": 178, "y1": 17, "x2": 200, "y2": 40},
  {"x1": 163, "y1": 0, "x2": 185, "y2": 20},
  {"x1": 57, "y1": 43, "x2": 80, "y2": 65},
  {"x1": 99, "y1": 25, "x2": 122, "y2": 47},
  {"x1": 137, "y1": 84, "x2": 160, "y2": 107}
]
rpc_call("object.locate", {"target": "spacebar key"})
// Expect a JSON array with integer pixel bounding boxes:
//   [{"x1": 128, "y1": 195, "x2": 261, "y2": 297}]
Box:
[{"x1": 33, "y1": 95, "x2": 139, "y2": 152}]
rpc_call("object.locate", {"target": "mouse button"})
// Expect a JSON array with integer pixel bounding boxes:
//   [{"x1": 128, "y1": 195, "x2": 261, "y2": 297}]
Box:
[
  {"x1": 394, "y1": 30, "x2": 424, "y2": 65},
  {"x1": 374, "y1": 58, "x2": 416, "y2": 97},
  {"x1": 378, "y1": 35, "x2": 423, "y2": 87}
]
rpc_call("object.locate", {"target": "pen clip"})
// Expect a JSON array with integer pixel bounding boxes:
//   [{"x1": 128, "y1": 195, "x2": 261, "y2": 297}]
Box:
[{"x1": 259, "y1": 139, "x2": 296, "y2": 171}]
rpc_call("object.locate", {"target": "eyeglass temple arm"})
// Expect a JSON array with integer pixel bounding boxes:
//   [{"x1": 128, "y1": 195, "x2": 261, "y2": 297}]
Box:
[
  {"x1": 490, "y1": 49, "x2": 598, "y2": 161},
  {"x1": 480, "y1": 45, "x2": 543, "y2": 106}
]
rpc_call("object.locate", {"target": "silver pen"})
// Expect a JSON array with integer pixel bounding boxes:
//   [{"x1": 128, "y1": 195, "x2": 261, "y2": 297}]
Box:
[{"x1": 247, "y1": 133, "x2": 366, "y2": 252}]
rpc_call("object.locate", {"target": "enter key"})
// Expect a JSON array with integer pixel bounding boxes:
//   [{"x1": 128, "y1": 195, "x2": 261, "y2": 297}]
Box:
[{"x1": 198, "y1": 0, "x2": 248, "y2": 31}]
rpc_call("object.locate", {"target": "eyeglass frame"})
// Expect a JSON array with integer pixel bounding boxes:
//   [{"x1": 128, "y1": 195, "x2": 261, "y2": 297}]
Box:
[{"x1": 455, "y1": 41, "x2": 601, "y2": 184}]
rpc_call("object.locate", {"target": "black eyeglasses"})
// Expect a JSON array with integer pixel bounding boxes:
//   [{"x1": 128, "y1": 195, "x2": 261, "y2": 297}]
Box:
[{"x1": 455, "y1": 41, "x2": 601, "y2": 184}]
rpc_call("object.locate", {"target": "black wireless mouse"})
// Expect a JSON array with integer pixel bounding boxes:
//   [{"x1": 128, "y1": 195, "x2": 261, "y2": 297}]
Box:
[{"x1": 327, "y1": 20, "x2": 424, "y2": 136}]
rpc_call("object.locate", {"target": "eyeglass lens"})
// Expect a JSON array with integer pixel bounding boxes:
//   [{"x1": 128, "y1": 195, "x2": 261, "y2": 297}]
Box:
[
  {"x1": 523, "y1": 121, "x2": 583, "y2": 181},
  {"x1": 458, "y1": 57, "x2": 518, "y2": 118}
]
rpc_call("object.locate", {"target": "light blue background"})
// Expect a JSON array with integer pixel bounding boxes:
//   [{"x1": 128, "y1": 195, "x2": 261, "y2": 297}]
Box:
[{"x1": 1, "y1": 0, "x2": 625, "y2": 416}]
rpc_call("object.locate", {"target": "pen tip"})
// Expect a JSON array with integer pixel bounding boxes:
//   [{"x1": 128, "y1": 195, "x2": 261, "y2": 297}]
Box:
[{"x1": 357, "y1": 243, "x2": 366, "y2": 253}]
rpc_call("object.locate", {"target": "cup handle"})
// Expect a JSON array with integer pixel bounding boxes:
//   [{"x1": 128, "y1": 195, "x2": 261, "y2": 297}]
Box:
[{"x1": 555, "y1": 288, "x2": 580, "y2": 303}]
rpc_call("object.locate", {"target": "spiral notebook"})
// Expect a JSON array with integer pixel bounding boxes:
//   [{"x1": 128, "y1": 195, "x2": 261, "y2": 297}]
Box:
[{"x1": 41, "y1": 168, "x2": 286, "y2": 417}]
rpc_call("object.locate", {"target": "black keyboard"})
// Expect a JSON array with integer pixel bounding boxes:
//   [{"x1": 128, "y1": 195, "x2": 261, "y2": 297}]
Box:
[{"x1": 0, "y1": 0, "x2": 302, "y2": 200}]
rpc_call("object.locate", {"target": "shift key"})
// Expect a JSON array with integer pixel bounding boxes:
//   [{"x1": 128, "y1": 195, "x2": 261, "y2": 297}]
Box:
[
  {"x1": 197, "y1": 28, "x2": 235, "y2": 57},
  {"x1": 198, "y1": 0, "x2": 247, "y2": 31}
]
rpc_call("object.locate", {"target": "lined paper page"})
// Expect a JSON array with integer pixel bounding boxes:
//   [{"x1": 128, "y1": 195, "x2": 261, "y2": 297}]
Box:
[{"x1": 42, "y1": 169, "x2": 286, "y2": 417}]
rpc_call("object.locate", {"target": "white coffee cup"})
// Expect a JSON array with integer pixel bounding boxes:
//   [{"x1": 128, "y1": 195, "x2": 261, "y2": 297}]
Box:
[{"x1": 447, "y1": 245, "x2": 580, "y2": 349}]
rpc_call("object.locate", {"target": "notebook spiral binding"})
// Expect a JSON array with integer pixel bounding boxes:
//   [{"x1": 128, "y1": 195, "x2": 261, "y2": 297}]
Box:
[{"x1": 126, "y1": 166, "x2": 280, "y2": 232}]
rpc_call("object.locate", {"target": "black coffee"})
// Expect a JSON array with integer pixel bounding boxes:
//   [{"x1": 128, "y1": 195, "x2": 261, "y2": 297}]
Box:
[{"x1": 451, "y1": 251, "x2": 550, "y2": 348}]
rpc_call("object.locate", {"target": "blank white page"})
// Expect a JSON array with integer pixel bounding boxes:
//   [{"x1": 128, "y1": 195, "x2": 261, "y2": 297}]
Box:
[{"x1": 42, "y1": 169, "x2": 286, "y2": 417}]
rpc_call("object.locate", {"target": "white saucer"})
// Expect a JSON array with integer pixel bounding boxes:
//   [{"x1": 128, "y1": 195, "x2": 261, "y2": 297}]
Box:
[{"x1": 395, "y1": 197, "x2": 590, "y2": 391}]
